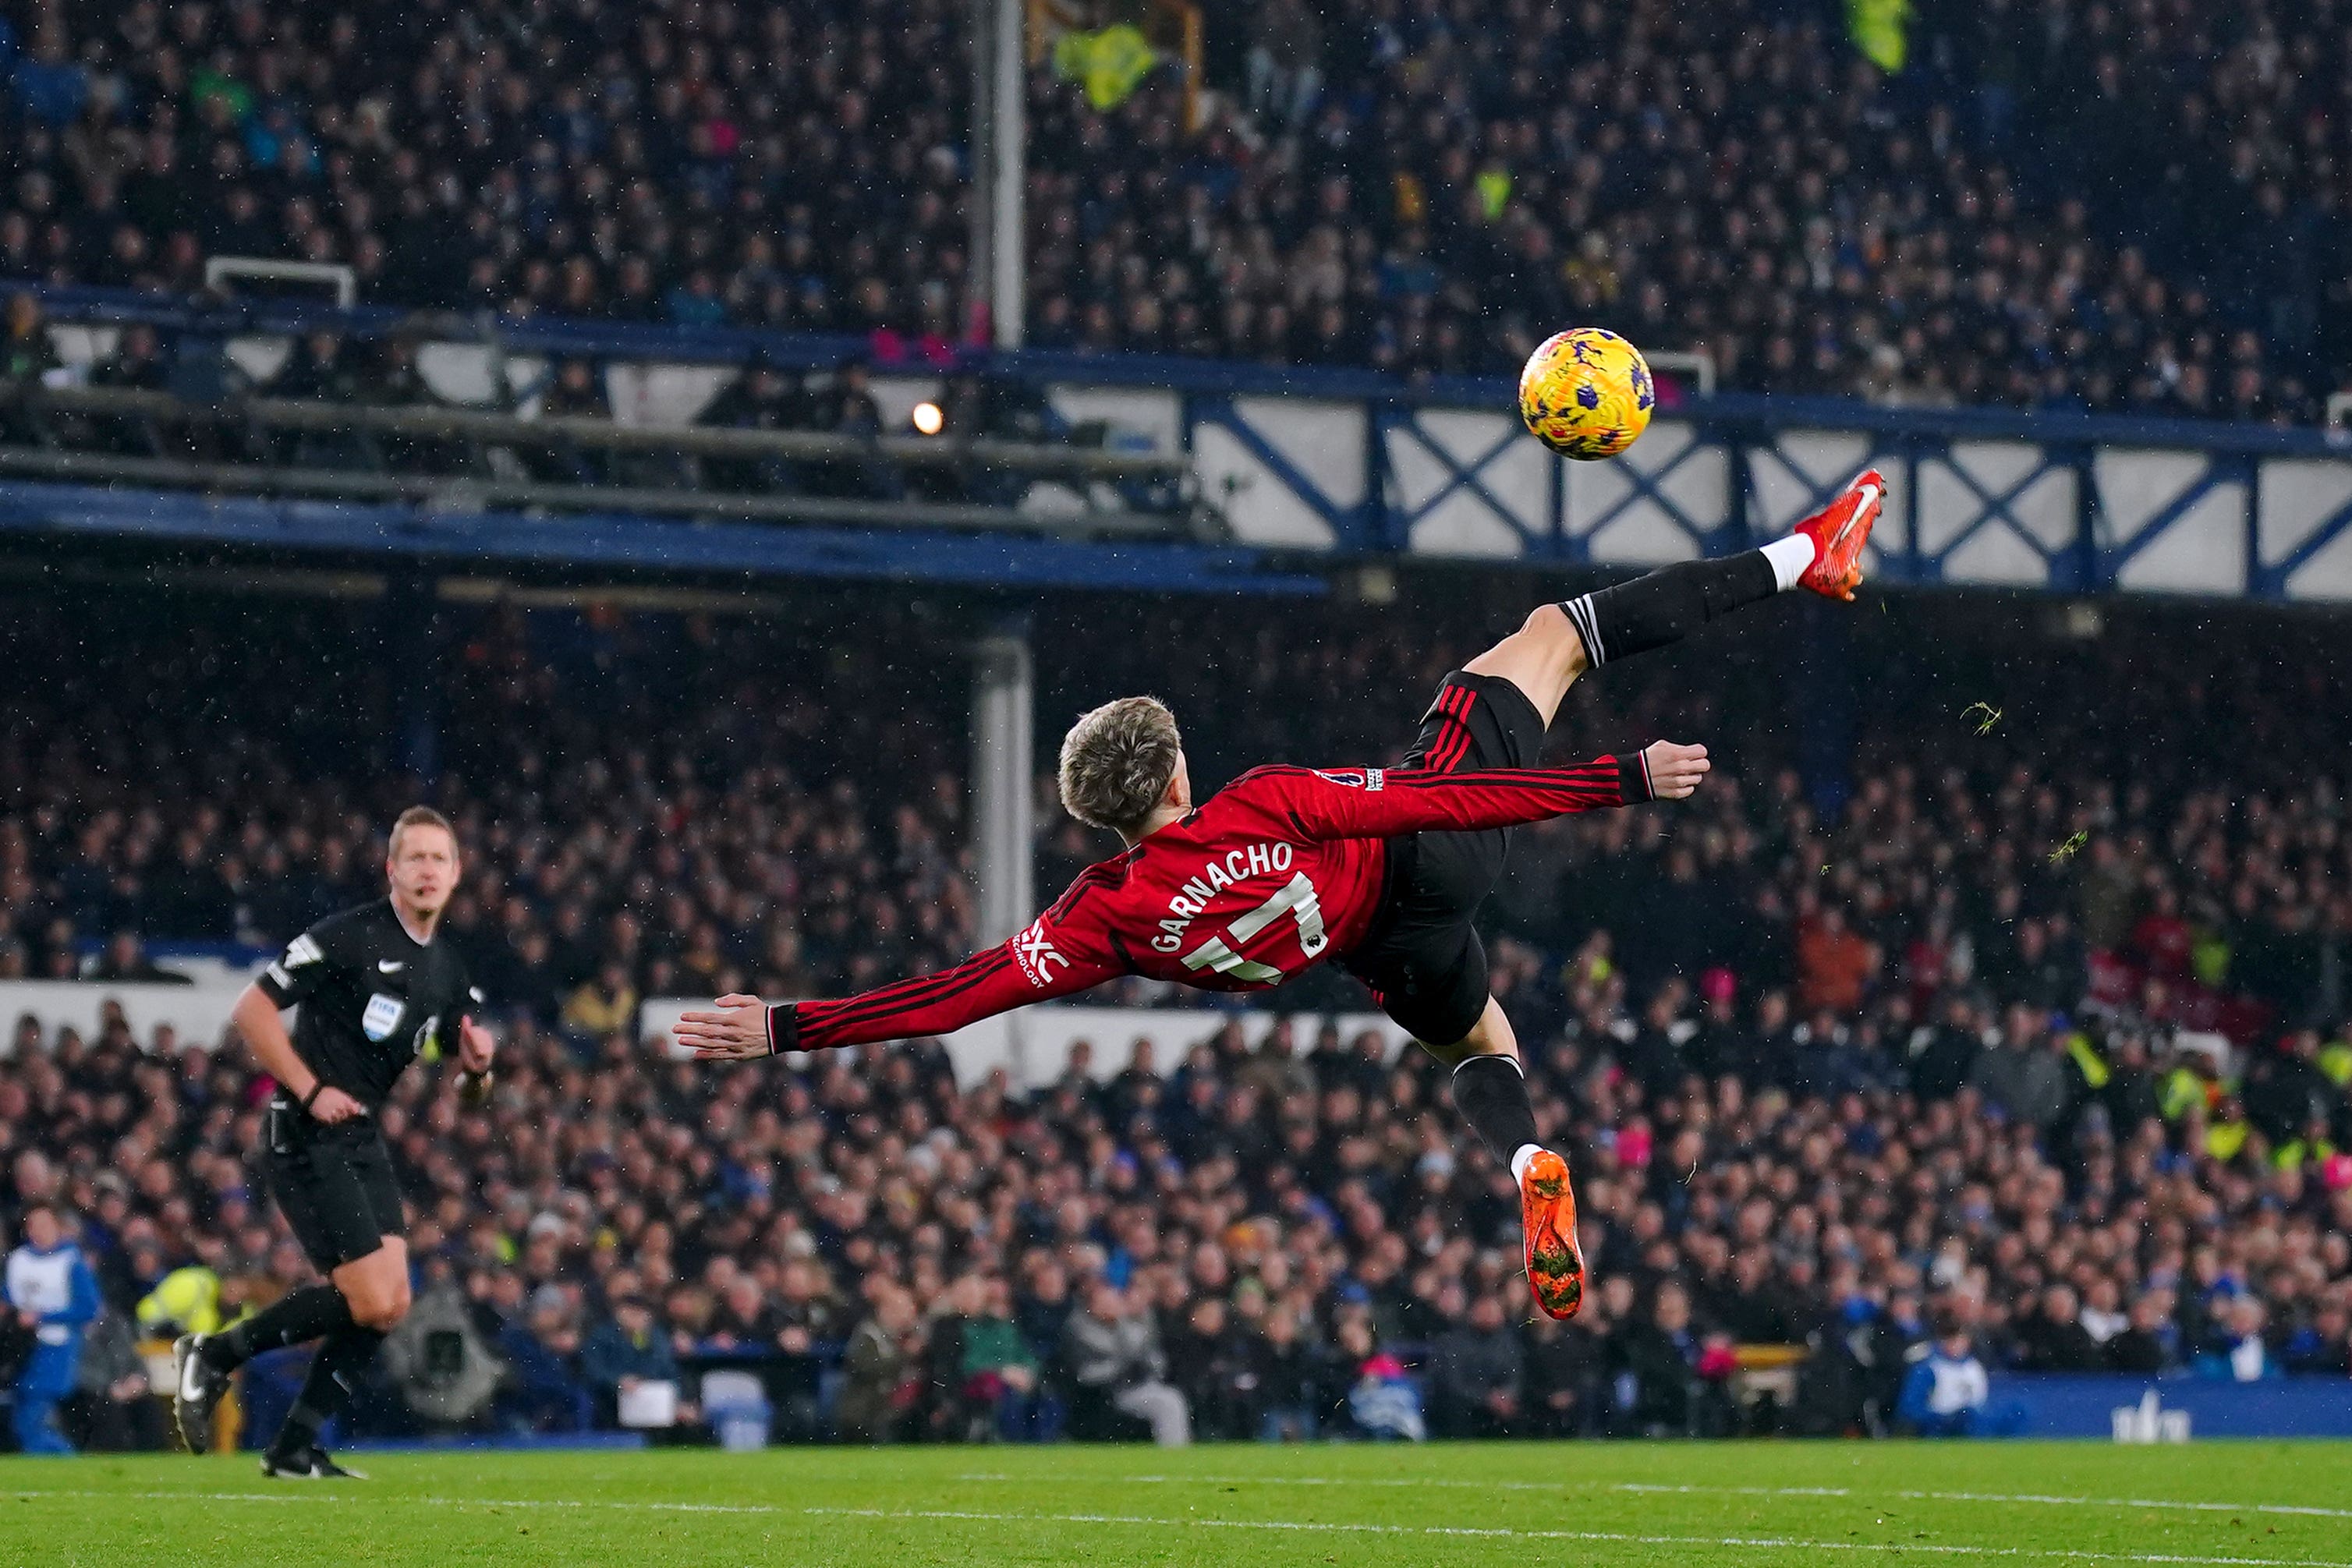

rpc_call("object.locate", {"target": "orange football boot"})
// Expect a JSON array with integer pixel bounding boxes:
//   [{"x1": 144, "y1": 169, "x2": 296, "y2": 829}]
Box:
[
  {"x1": 1794, "y1": 468, "x2": 1886, "y2": 601},
  {"x1": 1520, "y1": 1149, "x2": 1586, "y2": 1320}
]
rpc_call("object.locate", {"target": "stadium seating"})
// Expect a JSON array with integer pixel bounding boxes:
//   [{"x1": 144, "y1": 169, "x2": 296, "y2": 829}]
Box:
[
  {"x1": 0, "y1": 583, "x2": 2345, "y2": 1447},
  {"x1": 4, "y1": 1, "x2": 2348, "y2": 417}
]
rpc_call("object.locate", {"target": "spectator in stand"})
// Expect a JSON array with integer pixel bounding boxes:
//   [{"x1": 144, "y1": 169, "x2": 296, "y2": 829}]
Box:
[
  {"x1": 1429, "y1": 1290, "x2": 1524, "y2": 1439},
  {"x1": 2198, "y1": 1297, "x2": 2280, "y2": 1382},
  {"x1": 1166, "y1": 1294, "x2": 1250, "y2": 1441},
  {"x1": 954, "y1": 1276, "x2": 1041, "y2": 1442},
  {"x1": 5, "y1": 1203, "x2": 98, "y2": 1454},
  {"x1": 1246, "y1": 1307, "x2": 1321, "y2": 1442},
  {"x1": 2106, "y1": 1292, "x2": 2180, "y2": 1374},
  {"x1": 1330, "y1": 1315, "x2": 1426, "y2": 1442},
  {"x1": 560, "y1": 962, "x2": 639, "y2": 1048},
  {"x1": 1795, "y1": 905, "x2": 1875, "y2": 1017},
  {"x1": 2245, "y1": 1032, "x2": 2342, "y2": 1146},
  {"x1": 1602, "y1": 1280, "x2": 1714, "y2": 1438},
  {"x1": 88, "y1": 931, "x2": 188, "y2": 984},
  {"x1": 62, "y1": 1303, "x2": 168, "y2": 1452},
  {"x1": 1060, "y1": 1281, "x2": 1188, "y2": 1446},
  {"x1": 77, "y1": 321, "x2": 171, "y2": 454},
  {"x1": 270, "y1": 333, "x2": 363, "y2": 404},
  {"x1": 836, "y1": 1289, "x2": 923, "y2": 1446},
  {"x1": 580, "y1": 1294, "x2": 681, "y2": 1432},
  {"x1": 2283, "y1": 1299, "x2": 2350, "y2": 1377},
  {"x1": 494, "y1": 1287, "x2": 594, "y2": 1434},
  {"x1": 0, "y1": 291, "x2": 62, "y2": 444},
  {"x1": 2013, "y1": 1284, "x2": 2102, "y2": 1372},
  {"x1": 766, "y1": 1258, "x2": 841, "y2": 1443},
  {"x1": 1897, "y1": 1310, "x2": 2020, "y2": 1437}
]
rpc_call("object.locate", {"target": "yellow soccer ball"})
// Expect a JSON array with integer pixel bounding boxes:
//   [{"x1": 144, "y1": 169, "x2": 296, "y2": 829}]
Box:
[{"x1": 1518, "y1": 327, "x2": 1654, "y2": 460}]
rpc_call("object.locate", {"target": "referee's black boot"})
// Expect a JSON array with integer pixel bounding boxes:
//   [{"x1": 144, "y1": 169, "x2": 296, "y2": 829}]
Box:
[
  {"x1": 172, "y1": 1334, "x2": 230, "y2": 1454},
  {"x1": 261, "y1": 1444, "x2": 368, "y2": 1480}
]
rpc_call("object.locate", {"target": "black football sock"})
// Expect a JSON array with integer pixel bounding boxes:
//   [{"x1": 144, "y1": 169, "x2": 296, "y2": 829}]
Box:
[
  {"x1": 1451, "y1": 1054, "x2": 1543, "y2": 1167},
  {"x1": 271, "y1": 1326, "x2": 385, "y2": 1457},
  {"x1": 204, "y1": 1284, "x2": 355, "y2": 1371},
  {"x1": 1559, "y1": 550, "x2": 1780, "y2": 667}
]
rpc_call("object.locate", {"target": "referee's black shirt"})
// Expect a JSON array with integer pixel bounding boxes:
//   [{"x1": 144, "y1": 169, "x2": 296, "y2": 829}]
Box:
[{"x1": 256, "y1": 899, "x2": 482, "y2": 1110}]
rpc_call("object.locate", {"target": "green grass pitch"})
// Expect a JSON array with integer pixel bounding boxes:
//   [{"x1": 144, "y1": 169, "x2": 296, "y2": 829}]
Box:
[{"x1": 3, "y1": 1441, "x2": 2347, "y2": 1566}]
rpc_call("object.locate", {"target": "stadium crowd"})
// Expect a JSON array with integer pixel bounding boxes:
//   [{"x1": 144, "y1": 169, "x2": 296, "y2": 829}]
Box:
[
  {"x1": 0, "y1": 586, "x2": 2348, "y2": 1450},
  {"x1": 2, "y1": 0, "x2": 2349, "y2": 419}
]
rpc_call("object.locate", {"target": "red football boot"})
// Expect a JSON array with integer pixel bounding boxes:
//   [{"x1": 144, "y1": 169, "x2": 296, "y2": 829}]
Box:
[
  {"x1": 1794, "y1": 468, "x2": 1886, "y2": 601},
  {"x1": 1520, "y1": 1149, "x2": 1586, "y2": 1320}
]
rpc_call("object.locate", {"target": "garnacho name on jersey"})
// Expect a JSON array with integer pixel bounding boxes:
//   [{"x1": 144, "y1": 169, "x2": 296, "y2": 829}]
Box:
[{"x1": 1150, "y1": 839, "x2": 1295, "y2": 953}]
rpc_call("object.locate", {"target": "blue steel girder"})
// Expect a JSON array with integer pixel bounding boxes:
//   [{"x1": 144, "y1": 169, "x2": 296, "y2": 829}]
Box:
[
  {"x1": 1908, "y1": 440, "x2": 2081, "y2": 586},
  {"x1": 0, "y1": 480, "x2": 1329, "y2": 594},
  {"x1": 1563, "y1": 422, "x2": 1723, "y2": 557},
  {"x1": 1378, "y1": 408, "x2": 1547, "y2": 555},
  {"x1": 1745, "y1": 433, "x2": 1898, "y2": 519},
  {"x1": 1188, "y1": 395, "x2": 1377, "y2": 550},
  {"x1": 2255, "y1": 487, "x2": 2352, "y2": 597},
  {"x1": 2092, "y1": 451, "x2": 2255, "y2": 592}
]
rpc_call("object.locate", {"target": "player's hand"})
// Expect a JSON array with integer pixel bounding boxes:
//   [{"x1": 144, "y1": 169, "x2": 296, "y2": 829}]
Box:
[
  {"x1": 1643, "y1": 740, "x2": 1711, "y2": 799},
  {"x1": 307, "y1": 1085, "x2": 367, "y2": 1124},
  {"x1": 457, "y1": 1014, "x2": 498, "y2": 1074},
  {"x1": 674, "y1": 993, "x2": 774, "y2": 1060}
]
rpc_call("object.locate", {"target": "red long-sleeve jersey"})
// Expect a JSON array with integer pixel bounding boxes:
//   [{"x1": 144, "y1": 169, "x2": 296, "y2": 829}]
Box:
[{"x1": 767, "y1": 755, "x2": 1653, "y2": 1053}]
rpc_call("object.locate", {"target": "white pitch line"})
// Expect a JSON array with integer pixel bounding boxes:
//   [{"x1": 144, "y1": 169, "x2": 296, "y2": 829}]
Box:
[
  {"x1": 1618, "y1": 1484, "x2": 2352, "y2": 1523},
  {"x1": 13, "y1": 1485, "x2": 2333, "y2": 1568},
  {"x1": 1, "y1": 1488, "x2": 776, "y2": 1517},
  {"x1": 11, "y1": 1485, "x2": 2348, "y2": 1567},
  {"x1": 962, "y1": 1471, "x2": 1567, "y2": 1492},
  {"x1": 810, "y1": 1504, "x2": 2352, "y2": 1568},
  {"x1": 958, "y1": 1473, "x2": 2352, "y2": 1523}
]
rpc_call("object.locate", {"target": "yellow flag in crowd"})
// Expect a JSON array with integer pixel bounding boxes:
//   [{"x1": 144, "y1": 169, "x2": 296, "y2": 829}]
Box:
[
  {"x1": 1052, "y1": 24, "x2": 1160, "y2": 111},
  {"x1": 1848, "y1": 0, "x2": 1914, "y2": 72}
]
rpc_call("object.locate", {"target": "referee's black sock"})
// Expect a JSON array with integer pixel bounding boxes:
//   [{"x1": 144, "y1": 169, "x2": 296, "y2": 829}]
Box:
[
  {"x1": 270, "y1": 1326, "x2": 386, "y2": 1458},
  {"x1": 203, "y1": 1283, "x2": 355, "y2": 1371},
  {"x1": 1451, "y1": 1053, "x2": 1542, "y2": 1170},
  {"x1": 1558, "y1": 548, "x2": 1789, "y2": 668}
]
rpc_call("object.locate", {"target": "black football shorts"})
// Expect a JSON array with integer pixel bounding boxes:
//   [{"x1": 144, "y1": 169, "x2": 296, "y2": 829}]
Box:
[
  {"x1": 1341, "y1": 669, "x2": 1547, "y2": 1046},
  {"x1": 264, "y1": 1101, "x2": 406, "y2": 1271}
]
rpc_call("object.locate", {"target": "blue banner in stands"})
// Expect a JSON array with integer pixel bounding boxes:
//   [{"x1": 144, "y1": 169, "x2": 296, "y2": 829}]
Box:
[{"x1": 2000, "y1": 1376, "x2": 2352, "y2": 1439}]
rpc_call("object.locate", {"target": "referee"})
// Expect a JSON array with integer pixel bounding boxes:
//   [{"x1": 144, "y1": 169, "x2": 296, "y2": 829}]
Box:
[{"x1": 173, "y1": 805, "x2": 494, "y2": 1478}]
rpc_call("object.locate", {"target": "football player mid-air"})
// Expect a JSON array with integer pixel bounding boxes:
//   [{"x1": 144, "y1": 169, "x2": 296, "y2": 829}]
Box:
[{"x1": 682, "y1": 471, "x2": 1885, "y2": 1320}]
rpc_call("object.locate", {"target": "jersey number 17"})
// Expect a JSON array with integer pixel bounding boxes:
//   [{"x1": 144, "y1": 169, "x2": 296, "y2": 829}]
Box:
[{"x1": 1180, "y1": 871, "x2": 1327, "y2": 984}]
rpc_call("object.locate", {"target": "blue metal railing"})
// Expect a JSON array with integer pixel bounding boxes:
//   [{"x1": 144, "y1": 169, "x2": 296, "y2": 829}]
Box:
[{"x1": 11, "y1": 278, "x2": 2352, "y2": 601}]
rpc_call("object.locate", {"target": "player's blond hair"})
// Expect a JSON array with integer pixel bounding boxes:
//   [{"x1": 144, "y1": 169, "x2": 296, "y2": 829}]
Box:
[
  {"x1": 388, "y1": 805, "x2": 459, "y2": 859},
  {"x1": 1057, "y1": 696, "x2": 1181, "y2": 834}
]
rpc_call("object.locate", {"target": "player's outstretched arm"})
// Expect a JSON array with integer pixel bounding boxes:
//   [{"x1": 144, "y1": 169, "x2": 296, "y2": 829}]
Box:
[
  {"x1": 1642, "y1": 740, "x2": 1710, "y2": 798},
  {"x1": 676, "y1": 923, "x2": 1120, "y2": 1060},
  {"x1": 673, "y1": 993, "x2": 790, "y2": 1059},
  {"x1": 1245, "y1": 739, "x2": 1709, "y2": 841}
]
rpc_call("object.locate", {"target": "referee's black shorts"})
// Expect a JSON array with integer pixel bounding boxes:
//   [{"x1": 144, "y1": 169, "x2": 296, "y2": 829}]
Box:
[
  {"x1": 263, "y1": 1100, "x2": 406, "y2": 1272},
  {"x1": 1341, "y1": 669, "x2": 1548, "y2": 1047}
]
